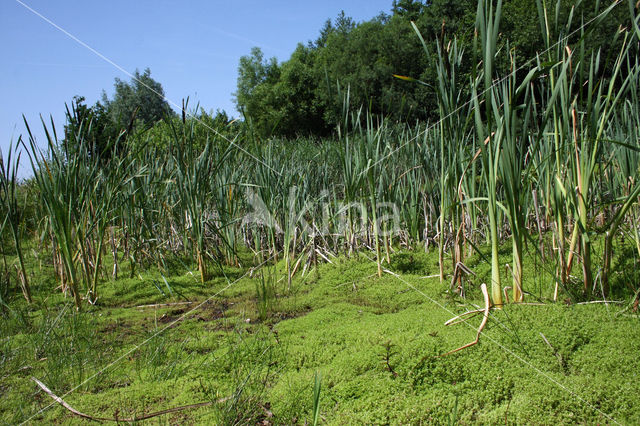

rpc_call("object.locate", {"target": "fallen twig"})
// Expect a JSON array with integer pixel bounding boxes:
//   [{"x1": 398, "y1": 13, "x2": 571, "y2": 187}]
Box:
[
  {"x1": 444, "y1": 309, "x2": 484, "y2": 326},
  {"x1": 290, "y1": 253, "x2": 305, "y2": 278},
  {"x1": 540, "y1": 332, "x2": 564, "y2": 368},
  {"x1": 383, "y1": 268, "x2": 400, "y2": 277},
  {"x1": 314, "y1": 248, "x2": 334, "y2": 264},
  {"x1": 135, "y1": 301, "x2": 197, "y2": 309},
  {"x1": 441, "y1": 283, "x2": 490, "y2": 356},
  {"x1": 32, "y1": 377, "x2": 228, "y2": 422}
]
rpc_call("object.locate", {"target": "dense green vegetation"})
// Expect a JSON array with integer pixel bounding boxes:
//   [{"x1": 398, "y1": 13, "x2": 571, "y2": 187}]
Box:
[
  {"x1": 2, "y1": 0, "x2": 640, "y2": 423},
  {"x1": 234, "y1": 0, "x2": 634, "y2": 138},
  {"x1": 2, "y1": 246, "x2": 639, "y2": 424}
]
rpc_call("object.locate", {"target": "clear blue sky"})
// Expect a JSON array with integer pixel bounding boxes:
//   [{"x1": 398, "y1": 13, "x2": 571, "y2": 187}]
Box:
[{"x1": 0, "y1": 0, "x2": 393, "y2": 178}]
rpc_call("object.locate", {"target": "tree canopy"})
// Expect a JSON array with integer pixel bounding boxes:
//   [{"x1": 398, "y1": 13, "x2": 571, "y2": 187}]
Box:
[
  {"x1": 64, "y1": 68, "x2": 173, "y2": 161},
  {"x1": 234, "y1": 0, "x2": 634, "y2": 139},
  {"x1": 102, "y1": 68, "x2": 172, "y2": 128}
]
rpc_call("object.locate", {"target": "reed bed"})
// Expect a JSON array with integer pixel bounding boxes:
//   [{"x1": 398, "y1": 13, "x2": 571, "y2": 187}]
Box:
[{"x1": 3, "y1": 0, "x2": 638, "y2": 311}]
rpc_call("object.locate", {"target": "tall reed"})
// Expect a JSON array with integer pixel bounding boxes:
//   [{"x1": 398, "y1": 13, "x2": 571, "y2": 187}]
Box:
[{"x1": 0, "y1": 142, "x2": 31, "y2": 303}]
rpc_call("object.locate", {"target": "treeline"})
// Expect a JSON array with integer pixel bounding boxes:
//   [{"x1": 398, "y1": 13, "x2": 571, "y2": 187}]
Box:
[{"x1": 234, "y1": 0, "x2": 631, "y2": 138}]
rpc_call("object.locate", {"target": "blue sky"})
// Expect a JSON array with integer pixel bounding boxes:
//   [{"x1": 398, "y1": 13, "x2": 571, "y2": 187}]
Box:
[{"x1": 0, "y1": 0, "x2": 393, "y2": 177}]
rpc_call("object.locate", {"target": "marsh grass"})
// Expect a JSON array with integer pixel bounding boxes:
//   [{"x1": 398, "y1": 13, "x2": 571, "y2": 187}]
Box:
[
  {"x1": 256, "y1": 265, "x2": 278, "y2": 321},
  {"x1": 0, "y1": 142, "x2": 32, "y2": 303}
]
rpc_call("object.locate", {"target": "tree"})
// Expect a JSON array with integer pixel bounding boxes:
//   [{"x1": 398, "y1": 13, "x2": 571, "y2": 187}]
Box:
[
  {"x1": 313, "y1": 19, "x2": 334, "y2": 48},
  {"x1": 392, "y1": 0, "x2": 425, "y2": 20},
  {"x1": 103, "y1": 68, "x2": 172, "y2": 127},
  {"x1": 234, "y1": 47, "x2": 281, "y2": 137},
  {"x1": 334, "y1": 10, "x2": 355, "y2": 34},
  {"x1": 232, "y1": 0, "x2": 634, "y2": 138},
  {"x1": 63, "y1": 96, "x2": 120, "y2": 162},
  {"x1": 271, "y1": 44, "x2": 327, "y2": 136},
  {"x1": 63, "y1": 68, "x2": 171, "y2": 162},
  {"x1": 314, "y1": 12, "x2": 433, "y2": 127}
]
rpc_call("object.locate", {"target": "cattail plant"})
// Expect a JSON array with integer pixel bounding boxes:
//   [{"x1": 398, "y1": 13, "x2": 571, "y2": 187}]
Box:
[
  {"x1": 472, "y1": 0, "x2": 505, "y2": 307},
  {"x1": 0, "y1": 142, "x2": 32, "y2": 303},
  {"x1": 24, "y1": 113, "x2": 99, "y2": 309},
  {"x1": 169, "y1": 111, "x2": 234, "y2": 284}
]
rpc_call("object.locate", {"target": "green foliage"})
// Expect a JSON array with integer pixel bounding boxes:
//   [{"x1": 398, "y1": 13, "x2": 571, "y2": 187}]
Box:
[
  {"x1": 312, "y1": 370, "x2": 322, "y2": 425},
  {"x1": 234, "y1": 47, "x2": 282, "y2": 137},
  {"x1": 234, "y1": 0, "x2": 636, "y2": 139},
  {"x1": 63, "y1": 68, "x2": 173, "y2": 163},
  {"x1": 392, "y1": 0, "x2": 425, "y2": 21},
  {"x1": 5, "y1": 0, "x2": 640, "y2": 421},
  {"x1": 255, "y1": 266, "x2": 277, "y2": 321},
  {"x1": 63, "y1": 96, "x2": 121, "y2": 162},
  {"x1": 2, "y1": 243, "x2": 640, "y2": 424},
  {"x1": 133, "y1": 108, "x2": 238, "y2": 154},
  {"x1": 390, "y1": 250, "x2": 428, "y2": 274},
  {"x1": 0, "y1": 143, "x2": 32, "y2": 303},
  {"x1": 103, "y1": 68, "x2": 172, "y2": 127}
]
